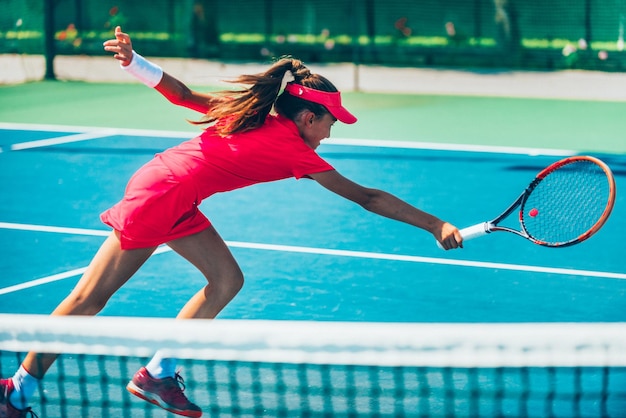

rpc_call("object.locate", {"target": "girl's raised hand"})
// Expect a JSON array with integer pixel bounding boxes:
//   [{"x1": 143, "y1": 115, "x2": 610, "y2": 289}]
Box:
[{"x1": 103, "y1": 26, "x2": 133, "y2": 66}]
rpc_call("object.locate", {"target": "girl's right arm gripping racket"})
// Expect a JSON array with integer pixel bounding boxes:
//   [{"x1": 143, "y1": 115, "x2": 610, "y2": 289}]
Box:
[{"x1": 441, "y1": 156, "x2": 616, "y2": 248}]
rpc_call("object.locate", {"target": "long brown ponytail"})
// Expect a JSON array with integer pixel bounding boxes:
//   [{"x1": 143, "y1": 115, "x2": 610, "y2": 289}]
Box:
[{"x1": 198, "y1": 57, "x2": 338, "y2": 136}]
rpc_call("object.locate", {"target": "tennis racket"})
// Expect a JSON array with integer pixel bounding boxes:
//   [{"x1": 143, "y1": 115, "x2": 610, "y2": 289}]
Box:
[{"x1": 441, "y1": 155, "x2": 616, "y2": 248}]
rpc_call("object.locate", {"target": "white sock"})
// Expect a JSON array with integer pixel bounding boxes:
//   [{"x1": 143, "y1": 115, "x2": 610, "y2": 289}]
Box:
[
  {"x1": 145, "y1": 351, "x2": 177, "y2": 379},
  {"x1": 10, "y1": 366, "x2": 39, "y2": 410}
]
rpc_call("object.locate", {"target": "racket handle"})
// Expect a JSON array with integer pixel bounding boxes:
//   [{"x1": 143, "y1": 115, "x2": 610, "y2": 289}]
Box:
[
  {"x1": 436, "y1": 222, "x2": 491, "y2": 249},
  {"x1": 459, "y1": 222, "x2": 491, "y2": 241}
]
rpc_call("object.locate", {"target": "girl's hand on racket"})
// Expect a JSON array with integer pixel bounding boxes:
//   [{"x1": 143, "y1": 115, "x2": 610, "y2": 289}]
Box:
[
  {"x1": 103, "y1": 26, "x2": 134, "y2": 66},
  {"x1": 436, "y1": 222, "x2": 463, "y2": 250}
]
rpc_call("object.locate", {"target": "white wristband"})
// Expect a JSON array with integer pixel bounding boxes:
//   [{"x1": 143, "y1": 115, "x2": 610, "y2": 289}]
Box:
[{"x1": 121, "y1": 51, "x2": 163, "y2": 88}]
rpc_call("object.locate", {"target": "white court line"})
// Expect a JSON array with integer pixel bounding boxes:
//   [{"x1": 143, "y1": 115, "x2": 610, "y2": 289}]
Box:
[
  {"x1": 0, "y1": 122, "x2": 198, "y2": 139},
  {"x1": 0, "y1": 222, "x2": 624, "y2": 296},
  {"x1": 0, "y1": 246, "x2": 172, "y2": 296},
  {"x1": 226, "y1": 241, "x2": 626, "y2": 280},
  {"x1": 0, "y1": 222, "x2": 110, "y2": 236},
  {"x1": 0, "y1": 122, "x2": 90, "y2": 134},
  {"x1": 328, "y1": 138, "x2": 577, "y2": 156},
  {"x1": 0, "y1": 122, "x2": 577, "y2": 156},
  {"x1": 10, "y1": 129, "x2": 119, "y2": 151},
  {"x1": 0, "y1": 267, "x2": 88, "y2": 296}
]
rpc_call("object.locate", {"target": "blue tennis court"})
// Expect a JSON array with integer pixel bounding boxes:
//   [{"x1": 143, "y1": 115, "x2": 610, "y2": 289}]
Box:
[{"x1": 1, "y1": 123, "x2": 624, "y2": 323}]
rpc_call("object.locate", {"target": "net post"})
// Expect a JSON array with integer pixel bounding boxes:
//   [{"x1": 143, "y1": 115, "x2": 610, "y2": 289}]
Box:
[
  {"x1": 43, "y1": 0, "x2": 56, "y2": 81},
  {"x1": 584, "y1": 0, "x2": 592, "y2": 46},
  {"x1": 351, "y1": 0, "x2": 361, "y2": 92},
  {"x1": 264, "y1": 0, "x2": 273, "y2": 53}
]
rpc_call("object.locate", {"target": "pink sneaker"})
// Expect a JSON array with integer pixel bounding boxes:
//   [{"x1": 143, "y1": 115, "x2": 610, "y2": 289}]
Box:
[
  {"x1": 0, "y1": 379, "x2": 38, "y2": 418},
  {"x1": 126, "y1": 367, "x2": 202, "y2": 417}
]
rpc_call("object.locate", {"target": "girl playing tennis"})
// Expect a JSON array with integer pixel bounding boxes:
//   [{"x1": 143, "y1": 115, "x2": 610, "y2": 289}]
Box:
[{"x1": 0, "y1": 26, "x2": 462, "y2": 418}]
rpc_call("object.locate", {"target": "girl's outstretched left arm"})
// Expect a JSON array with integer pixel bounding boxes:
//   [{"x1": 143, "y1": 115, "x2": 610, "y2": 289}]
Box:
[
  {"x1": 309, "y1": 170, "x2": 463, "y2": 250},
  {"x1": 103, "y1": 25, "x2": 216, "y2": 114}
]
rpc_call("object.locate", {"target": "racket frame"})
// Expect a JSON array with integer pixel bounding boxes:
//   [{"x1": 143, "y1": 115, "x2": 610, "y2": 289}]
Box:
[{"x1": 457, "y1": 156, "x2": 616, "y2": 248}]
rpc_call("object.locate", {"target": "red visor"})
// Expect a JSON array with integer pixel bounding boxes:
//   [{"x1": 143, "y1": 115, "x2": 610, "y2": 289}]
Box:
[{"x1": 285, "y1": 83, "x2": 357, "y2": 124}]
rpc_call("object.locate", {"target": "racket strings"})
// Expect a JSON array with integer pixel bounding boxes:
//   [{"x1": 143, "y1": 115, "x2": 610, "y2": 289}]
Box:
[{"x1": 521, "y1": 160, "x2": 612, "y2": 246}]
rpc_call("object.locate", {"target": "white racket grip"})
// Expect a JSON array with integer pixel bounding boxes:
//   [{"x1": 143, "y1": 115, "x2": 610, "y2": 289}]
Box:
[
  {"x1": 459, "y1": 222, "x2": 491, "y2": 241},
  {"x1": 436, "y1": 222, "x2": 491, "y2": 249}
]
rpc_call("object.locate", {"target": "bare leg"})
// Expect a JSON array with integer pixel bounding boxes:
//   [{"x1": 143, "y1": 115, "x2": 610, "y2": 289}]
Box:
[
  {"x1": 22, "y1": 231, "x2": 157, "y2": 378},
  {"x1": 166, "y1": 226, "x2": 244, "y2": 319}
]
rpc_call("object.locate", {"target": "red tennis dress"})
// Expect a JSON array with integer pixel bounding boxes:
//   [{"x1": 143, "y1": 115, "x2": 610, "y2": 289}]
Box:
[{"x1": 101, "y1": 114, "x2": 334, "y2": 249}]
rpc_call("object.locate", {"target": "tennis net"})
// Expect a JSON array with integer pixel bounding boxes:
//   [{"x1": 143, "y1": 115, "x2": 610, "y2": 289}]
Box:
[{"x1": 1, "y1": 314, "x2": 625, "y2": 417}]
